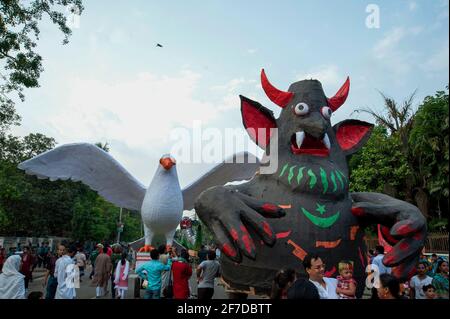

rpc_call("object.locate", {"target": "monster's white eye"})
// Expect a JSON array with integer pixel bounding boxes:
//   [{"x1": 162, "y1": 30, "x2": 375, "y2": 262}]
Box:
[
  {"x1": 293, "y1": 102, "x2": 309, "y2": 116},
  {"x1": 321, "y1": 106, "x2": 332, "y2": 119}
]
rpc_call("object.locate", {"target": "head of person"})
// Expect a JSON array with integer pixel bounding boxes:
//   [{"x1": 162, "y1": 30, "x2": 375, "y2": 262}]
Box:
[
  {"x1": 436, "y1": 260, "x2": 449, "y2": 275},
  {"x1": 22, "y1": 246, "x2": 30, "y2": 254},
  {"x1": 200, "y1": 245, "x2": 205, "y2": 250},
  {"x1": 97, "y1": 244, "x2": 104, "y2": 252},
  {"x1": 150, "y1": 249, "x2": 160, "y2": 260},
  {"x1": 121, "y1": 252, "x2": 127, "y2": 265},
  {"x1": 3, "y1": 255, "x2": 22, "y2": 275},
  {"x1": 375, "y1": 245, "x2": 384, "y2": 255},
  {"x1": 207, "y1": 250, "x2": 216, "y2": 261},
  {"x1": 102, "y1": 246, "x2": 108, "y2": 254},
  {"x1": 68, "y1": 245, "x2": 77, "y2": 257},
  {"x1": 423, "y1": 284, "x2": 436, "y2": 299},
  {"x1": 180, "y1": 249, "x2": 190, "y2": 261},
  {"x1": 416, "y1": 261, "x2": 428, "y2": 276},
  {"x1": 303, "y1": 254, "x2": 325, "y2": 282},
  {"x1": 377, "y1": 274, "x2": 400, "y2": 299},
  {"x1": 270, "y1": 268, "x2": 296, "y2": 299},
  {"x1": 27, "y1": 291, "x2": 44, "y2": 300},
  {"x1": 431, "y1": 254, "x2": 438, "y2": 262},
  {"x1": 157, "y1": 244, "x2": 167, "y2": 255},
  {"x1": 57, "y1": 245, "x2": 66, "y2": 257},
  {"x1": 338, "y1": 260, "x2": 354, "y2": 280}
]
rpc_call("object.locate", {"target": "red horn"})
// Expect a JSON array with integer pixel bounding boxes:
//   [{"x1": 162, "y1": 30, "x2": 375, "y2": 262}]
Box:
[
  {"x1": 261, "y1": 69, "x2": 293, "y2": 108},
  {"x1": 327, "y1": 77, "x2": 350, "y2": 111}
]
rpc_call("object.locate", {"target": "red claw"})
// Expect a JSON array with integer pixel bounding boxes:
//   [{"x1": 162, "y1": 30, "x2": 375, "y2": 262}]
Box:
[
  {"x1": 230, "y1": 228, "x2": 239, "y2": 241},
  {"x1": 399, "y1": 242, "x2": 409, "y2": 251},
  {"x1": 262, "y1": 203, "x2": 278, "y2": 213},
  {"x1": 351, "y1": 207, "x2": 365, "y2": 217},
  {"x1": 262, "y1": 221, "x2": 273, "y2": 237},
  {"x1": 222, "y1": 244, "x2": 237, "y2": 257},
  {"x1": 395, "y1": 224, "x2": 414, "y2": 235}
]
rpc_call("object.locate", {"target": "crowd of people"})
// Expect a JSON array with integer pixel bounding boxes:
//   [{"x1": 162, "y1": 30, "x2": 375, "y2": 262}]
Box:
[
  {"x1": 0, "y1": 240, "x2": 447, "y2": 300},
  {"x1": 270, "y1": 246, "x2": 449, "y2": 300}
]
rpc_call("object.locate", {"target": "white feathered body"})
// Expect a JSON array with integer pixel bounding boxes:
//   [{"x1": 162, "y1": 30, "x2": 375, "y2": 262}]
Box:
[{"x1": 141, "y1": 165, "x2": 183, "y2": 239}]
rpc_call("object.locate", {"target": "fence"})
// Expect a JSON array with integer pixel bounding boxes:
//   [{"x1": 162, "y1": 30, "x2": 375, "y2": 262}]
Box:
[
  {"x1": 0, "y1": 236, "x2": 71, "y2": 251},
  {"x1": 365, "y1": 232, "x2": 449, "y2": 254}
]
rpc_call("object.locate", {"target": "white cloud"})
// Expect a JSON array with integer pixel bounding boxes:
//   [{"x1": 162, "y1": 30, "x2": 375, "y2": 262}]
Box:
[
  {"x1": 211, "y1": 78, "x2": 259, "y2": 111},
  {"x1": 409, "y1": 1, "x2": 417, "y2": 11},
  {"x1": 45, "y1": 70, "x2": 218, "y2": 152},
  {"x1": 372, "y1": 27, "x2": 423, "y2": 75},
  {"x1": 295, "y1": 65, "x2": 342, "y2": 88},
  {"x1": 247, "y1": 49, "x2": 258, "y2": 54},
  {"x1": 421, "y1": 43, "x2": 449, "y2": 73},
  {"x1": 373, "y1": 27, "x2": 406, "y2": 59}
]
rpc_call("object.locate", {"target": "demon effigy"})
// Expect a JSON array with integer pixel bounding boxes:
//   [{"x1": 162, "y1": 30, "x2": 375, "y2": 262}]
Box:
[{"x1": 194, "y1": 69, "x2": 427, "y2": 297}]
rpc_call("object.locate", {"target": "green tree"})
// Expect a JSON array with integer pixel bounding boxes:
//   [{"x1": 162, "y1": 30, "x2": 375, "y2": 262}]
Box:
[
  {"x1": 349, "y1": 125, "x2": 411, "y2": 198},
  {"x1": 1, "y1": 0, "x2": 84, "y2": 117},
  {"x1": 354, "y1": 91, "x2": 417, "y2": 203},
  {"x1": 409, "y1": 87, "x2": 449, "y2": 219}
]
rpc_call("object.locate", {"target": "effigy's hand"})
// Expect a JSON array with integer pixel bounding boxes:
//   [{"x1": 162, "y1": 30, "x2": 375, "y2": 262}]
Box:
[
  {"x1": 351, "y1": 192, "x2": 427, "y2": 280},
  {"x1": 195, "y1": 186, "x2": 286, "y2": 263}
]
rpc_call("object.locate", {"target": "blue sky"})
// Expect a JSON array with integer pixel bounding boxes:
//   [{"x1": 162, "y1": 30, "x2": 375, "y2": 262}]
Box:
[{"x1": 12, "y1": 0, "x2": 449, "y2": 187}]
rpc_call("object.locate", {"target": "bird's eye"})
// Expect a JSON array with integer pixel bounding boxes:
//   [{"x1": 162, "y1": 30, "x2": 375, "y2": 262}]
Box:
[
  {"x1": 321, "y1": 107, "x2": 332, "y2": 119},
  {"x1": 293, "y1": 103, "x2": 309, "y2": 116}
]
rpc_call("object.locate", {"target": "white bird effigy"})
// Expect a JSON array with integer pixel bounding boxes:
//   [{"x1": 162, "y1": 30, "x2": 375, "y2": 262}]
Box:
[{"x1": 18, "y1": 143, "x2": 260, "y2": 252}]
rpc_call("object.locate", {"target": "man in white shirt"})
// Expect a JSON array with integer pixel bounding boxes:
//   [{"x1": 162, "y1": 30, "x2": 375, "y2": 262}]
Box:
[
  {"x1": 55, "y1": 245, "x2": 78, "y2": 299},
  {"x1": 372, "y1": 245, "x2": 392, "y2": 275},
  {"x1": 303, "y1": 254, "x2": 339, "y2": 299},
  {"x1": 409, "y1": 261, "x2": 433, "y2": 299}
]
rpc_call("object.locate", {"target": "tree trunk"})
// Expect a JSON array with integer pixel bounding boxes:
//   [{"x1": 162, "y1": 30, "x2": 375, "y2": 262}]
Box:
[{"x1": 414, "y1": 188, "x2": 429, "y2": 218}]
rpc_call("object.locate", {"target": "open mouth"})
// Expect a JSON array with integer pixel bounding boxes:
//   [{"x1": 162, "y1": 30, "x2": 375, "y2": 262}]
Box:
[{"x1": 290, "y1": 131, "x2": 330, "y2": 157}]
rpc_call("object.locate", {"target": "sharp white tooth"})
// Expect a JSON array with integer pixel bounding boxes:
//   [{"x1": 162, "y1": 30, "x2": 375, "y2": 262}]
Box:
[
  {"x1": 323, "y1": 134, "x2": 331, "y2": 150},
  {"x1": 295, "y1": 131, "x2": 305, "y2": 148}
]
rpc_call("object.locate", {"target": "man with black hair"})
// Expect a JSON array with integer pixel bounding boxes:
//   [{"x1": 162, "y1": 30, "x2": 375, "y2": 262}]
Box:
[
  {"x1": 372, "y1": 245, "x2": 391, "y2": 275},
  {"x1": 136, "y1": 249, "x2": 173, "y2": 299},
  {"x1": 303, "y1": 254, "x2": 338, "y2": 299},
  {"x1": 409, "y1": 261, "x2": 433, "y2": 299},
  {"x1": 157, "y1": 244, "x2": 170, "y2": 298},
  {"x1": 198, "y1": 245, "x2": 208, "y2": 264},
  {"x1": 196, "y1": 250, "x2": 220, "y2": 299},
  {"x1": 55, "y1": 245, "x2": 77, "y2": 299}
]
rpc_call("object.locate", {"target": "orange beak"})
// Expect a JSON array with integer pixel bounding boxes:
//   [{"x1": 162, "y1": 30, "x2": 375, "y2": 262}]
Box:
[{"x1": 160, "y1": 157, "x2": 175, "y2": 170}]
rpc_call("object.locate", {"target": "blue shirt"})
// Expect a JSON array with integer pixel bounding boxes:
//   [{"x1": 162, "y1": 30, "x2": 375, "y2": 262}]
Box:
[{"x1": 136, "y1": 259, "x2": 172, "y2": 291}]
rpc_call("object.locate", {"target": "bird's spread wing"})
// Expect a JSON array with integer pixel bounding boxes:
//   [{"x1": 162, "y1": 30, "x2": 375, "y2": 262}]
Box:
[
  {"x1": 182, "y1": 152, "x2": 260, "y2": 210},
  {"x1": 18, "y1": 143, "x2": 146, "y2": 211}
]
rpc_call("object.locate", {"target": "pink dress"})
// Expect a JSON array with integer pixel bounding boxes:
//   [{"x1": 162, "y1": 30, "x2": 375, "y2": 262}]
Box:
[
  {"x1": 337, "y1": 276, "x2": 356, "y2": 299},
  {"x1": 115, "y1": 263, "x2": 129, "y2": 289}
]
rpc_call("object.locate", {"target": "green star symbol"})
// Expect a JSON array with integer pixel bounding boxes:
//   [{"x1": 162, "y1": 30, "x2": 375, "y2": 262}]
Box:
[{"x1": 316, "y1": 203, "x2": 326, "y2": 215}]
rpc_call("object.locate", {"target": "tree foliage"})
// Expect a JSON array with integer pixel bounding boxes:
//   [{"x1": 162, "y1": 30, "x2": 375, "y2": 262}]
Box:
[{"x1": 350, "y1": 86, "x2": 449, "y2": 225}]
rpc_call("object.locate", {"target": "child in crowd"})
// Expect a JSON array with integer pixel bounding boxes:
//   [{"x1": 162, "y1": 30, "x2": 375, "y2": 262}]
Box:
[
  {"x1": 113, "y1": 253, "x2": 130, "y2": 299},
  {"x1": 423, "y1": 284, "x2": 437, "y2": 299},
  {"x1": 336, "y1": 260, "x2": 357, "y2": 299}
]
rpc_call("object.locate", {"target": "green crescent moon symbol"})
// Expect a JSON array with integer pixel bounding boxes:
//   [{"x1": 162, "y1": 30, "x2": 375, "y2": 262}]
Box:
[{"x1": 301, "y1": 207, "x2": 340, "y2": 228}]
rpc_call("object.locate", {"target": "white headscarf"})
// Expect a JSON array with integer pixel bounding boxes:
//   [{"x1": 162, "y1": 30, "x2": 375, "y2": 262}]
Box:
[{"x1": 0, "y1": 255, "x2": 26, "y2": 299}]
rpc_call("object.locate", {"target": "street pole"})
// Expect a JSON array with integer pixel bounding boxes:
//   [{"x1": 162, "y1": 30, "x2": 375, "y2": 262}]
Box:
[{"x1": 117, "y1": 207, "x2": 123, "y2": 244}]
